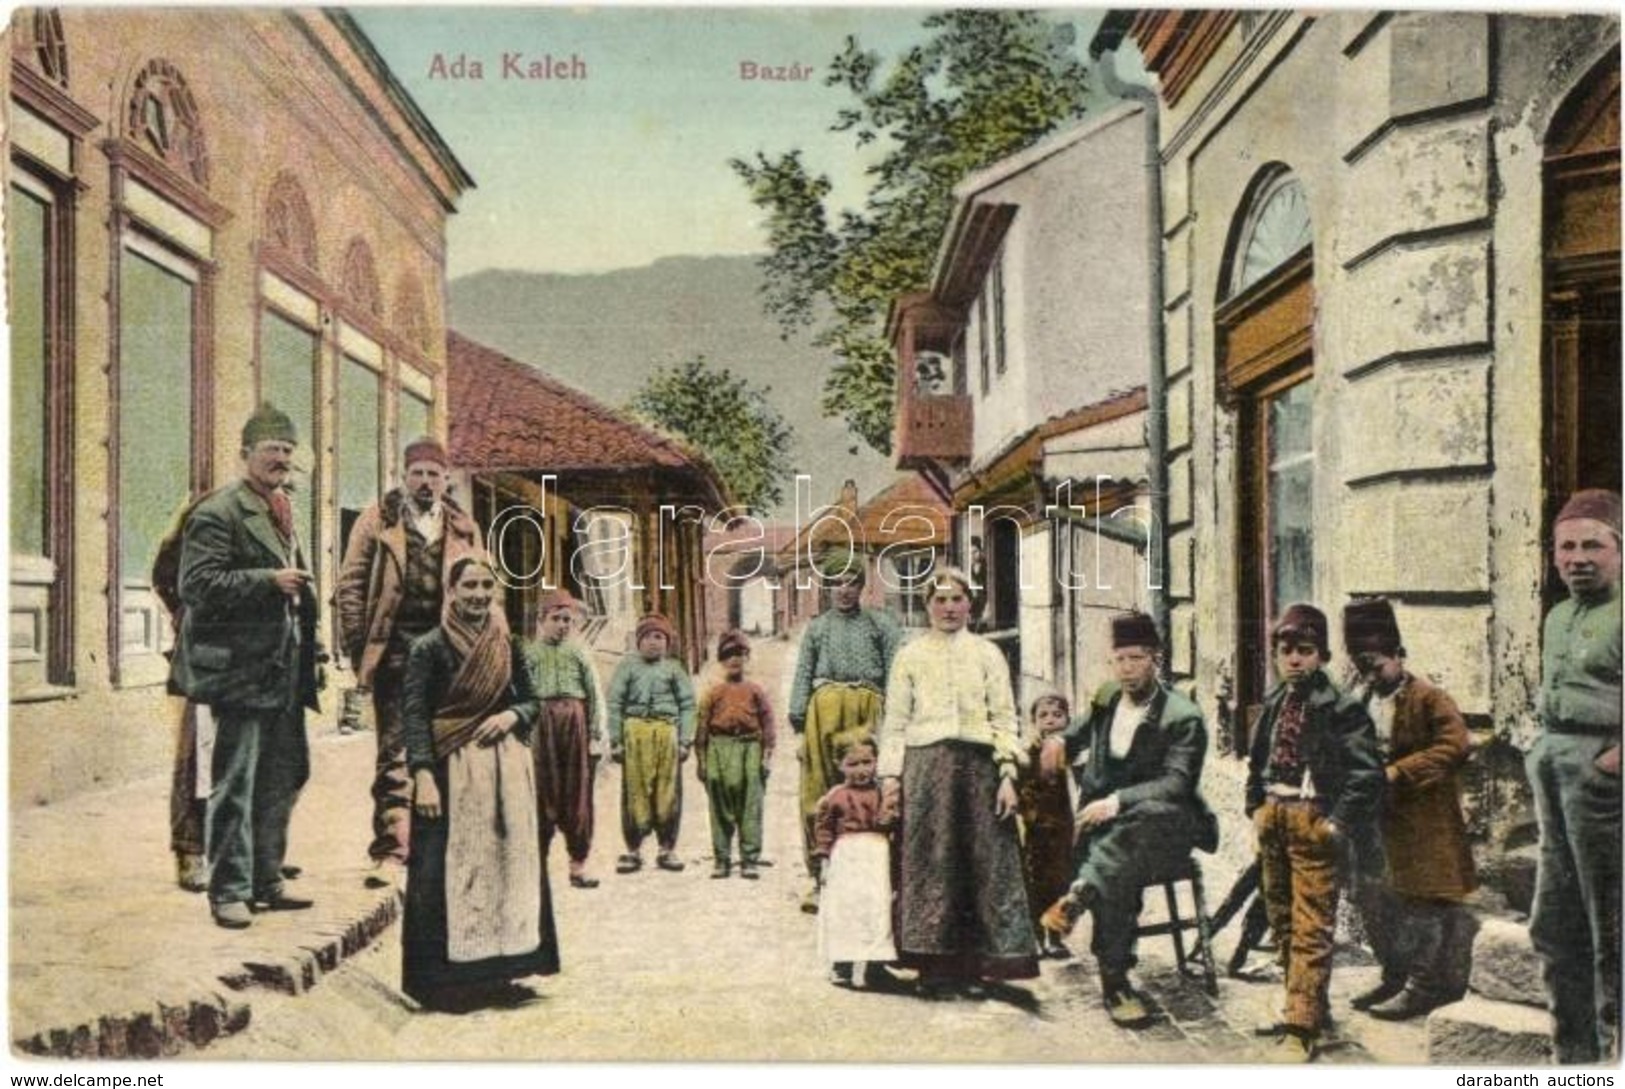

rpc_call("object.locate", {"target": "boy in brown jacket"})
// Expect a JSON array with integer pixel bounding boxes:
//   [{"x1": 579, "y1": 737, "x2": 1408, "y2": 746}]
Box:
[{"x1": 1342, "y1": 599, "x2": 1476, "y2": 1021}]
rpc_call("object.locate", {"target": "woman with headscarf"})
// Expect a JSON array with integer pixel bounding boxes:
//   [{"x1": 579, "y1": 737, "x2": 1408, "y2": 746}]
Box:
[
  {"x1": 400, "y1": 554, "x2": 559, "y2": 1011},
  {"x1": 877, "y1": 567, "x2": 1039, "y2": 997}
]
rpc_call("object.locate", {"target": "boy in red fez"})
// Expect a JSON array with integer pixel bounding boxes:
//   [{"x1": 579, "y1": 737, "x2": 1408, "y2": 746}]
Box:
[{"x1": 1245, "y1": 603, "x2": 1382, "y2": 1062}]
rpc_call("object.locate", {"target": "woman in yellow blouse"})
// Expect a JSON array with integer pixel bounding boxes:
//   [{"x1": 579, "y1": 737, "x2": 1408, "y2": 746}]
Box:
[{"x1": 878, "y1": 567, "x2": 1039, "y2": 997}]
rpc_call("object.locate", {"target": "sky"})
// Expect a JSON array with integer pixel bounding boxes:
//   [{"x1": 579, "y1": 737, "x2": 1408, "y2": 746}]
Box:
[{"x1": 352, "y1": 7, "x2": 1120, "y2": 278}]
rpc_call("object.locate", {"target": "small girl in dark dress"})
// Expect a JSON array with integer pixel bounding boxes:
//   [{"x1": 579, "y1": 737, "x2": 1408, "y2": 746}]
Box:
[{"x1": 1019, "y1": 693, "x2": 1076, "y2": 959}]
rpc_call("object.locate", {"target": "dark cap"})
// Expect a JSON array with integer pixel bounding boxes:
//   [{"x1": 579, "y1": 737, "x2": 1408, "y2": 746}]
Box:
[
  {"x1": 1342, "y1": 598, "x2": 1401, "y2": 657},
  {"x1": 1555, "y1": 489, "x2": 1622, "y2": 536},
  {"x1": 636, "y1": 613, "x2": 676, "y2": 646},
  {"x1": 1273, "y1": 603, "x2": 1331, "y2": 660},
  {"x1": 241, "y1": 403, "x2": 297, "y2": 448},
  {"x1": 718, "y1": 629, "x2": 750, "y2": 660},
  {"x1": 403, "y1": 435, "x2": 449, "y2": 468},
  {"x1": 1110, "y1": 611, "x2": 1161, "y2": 650}
]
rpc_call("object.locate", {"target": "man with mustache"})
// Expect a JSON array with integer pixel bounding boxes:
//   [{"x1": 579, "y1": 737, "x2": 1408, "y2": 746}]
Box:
[
  {"x1": 1528, "y1": 489, "x2": 1622, "y2": 1064},
  {"x1": 338, "y1": 436, "x2": 481, "y2": 887},
  {"x1": 170, "y1": 405, "x2": 323, "y2": 928}
]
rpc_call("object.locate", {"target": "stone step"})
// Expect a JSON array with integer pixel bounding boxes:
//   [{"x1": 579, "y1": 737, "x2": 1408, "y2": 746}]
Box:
[
  {"x1": 1470, "y1": 918, "x2": 1546, "y2": 1009},
  {"x1": 1427, "y1": 995, "x2": 1553, "y2": 1065}
]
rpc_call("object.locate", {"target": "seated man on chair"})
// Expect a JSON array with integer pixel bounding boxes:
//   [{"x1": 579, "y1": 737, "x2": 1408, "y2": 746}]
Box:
[{"x1": 1041, "y1": 612, "x2": 1219, "y2": 1026}]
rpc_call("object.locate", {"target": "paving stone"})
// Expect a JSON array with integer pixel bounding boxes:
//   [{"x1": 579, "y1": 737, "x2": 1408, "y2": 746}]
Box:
[
  {"x1": 1428, "y1": 995, "x2": 1553, "y2": 1064},
  {"x1": 1469, "y1": 918, "x2": 1546, "y2": 1008}
]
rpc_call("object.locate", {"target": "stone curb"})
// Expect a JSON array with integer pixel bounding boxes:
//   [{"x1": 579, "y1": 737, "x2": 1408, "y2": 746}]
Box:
[{"x1": 14, "y1": 891, "x2": 401, "y2": 1059}]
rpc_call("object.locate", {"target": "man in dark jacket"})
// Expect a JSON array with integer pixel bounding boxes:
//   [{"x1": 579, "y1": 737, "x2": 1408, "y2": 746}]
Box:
[
  {"x1": 1039, "y1": 612, "x2": 1219, "y2": 1027},
  {"x1": 171, "y1": 405, "x2": 322, "y2": 929},
  {"x1": 1246, "y1": 604, "x2": 1382, "y2": 1062}
]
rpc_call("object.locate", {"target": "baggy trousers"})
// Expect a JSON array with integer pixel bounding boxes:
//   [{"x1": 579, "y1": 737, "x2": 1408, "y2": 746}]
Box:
[
  {"x1": 1527, "y1": 731, "x2": 1622, "y2": 1064},
  {"x1": 704, "y1": 734, "x2": 764, "y2": 863},
  {"x1": 367, "y1": 641, "x2": 415, "y2": 864},
  {"x1": 621, "y1": 717, "x2": 682, "y2": 853},
  {"x1": 799, "y1": 685, "x2": 881, "y2": 873},
  {"x1": 535, "y1": 697, "x2": 596, "y2": 864},
  {"x1": 206, "y1": 704, "x2": 310, "y2": 905},
  {"x1": 1255, "y1": 798, "x2": 1339, "y2": 1034}
]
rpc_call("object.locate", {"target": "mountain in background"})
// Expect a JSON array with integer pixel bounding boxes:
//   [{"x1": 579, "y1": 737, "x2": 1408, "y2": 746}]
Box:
[{"x1": 449, "y1": 254, "x2": 900, "y2": 520}]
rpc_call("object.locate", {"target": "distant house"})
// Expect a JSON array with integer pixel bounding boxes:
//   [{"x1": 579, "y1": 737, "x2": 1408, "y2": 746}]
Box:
[
  {"x1": 891, "y1": 102, "x2": 1159, "y2": 710},
  {"x1": 701, "y1": 522, "x2": 800, "y2": 649},
  {"x1": 446, "y1": 330, "x2": 731, "y2": 671},
  {"x1": 777, "y1": 476, "x2": 953, "y2": 630}
]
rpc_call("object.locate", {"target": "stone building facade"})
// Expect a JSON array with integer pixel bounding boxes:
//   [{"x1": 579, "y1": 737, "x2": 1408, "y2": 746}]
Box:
[
  {"x1": 6, "y1": 8, "x2": 470, "y2": 803},
  {"x1": 1092, "y1": 11, "x2": 1620, "y2": 878}
]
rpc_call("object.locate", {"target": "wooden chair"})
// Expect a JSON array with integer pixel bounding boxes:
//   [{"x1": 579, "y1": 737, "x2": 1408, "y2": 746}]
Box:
[{"x1": 1133, "y1": 855, "x2": 1220, "y2": 997}]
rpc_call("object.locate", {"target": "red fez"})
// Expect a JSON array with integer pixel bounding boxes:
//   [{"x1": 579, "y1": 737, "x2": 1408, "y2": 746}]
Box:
[
  {"x1": 540, "y1": 589, "x2": 583, "y2": 618},
  {"x1": 1555, "y1": 489, "x2": 1622, "y2": 536},
  {"x1": 1342, "y1": 598, "x2": 1402, "y2": 656},
  {"x1": 1273, "y1": 603, "x2": 1331, "y2": 660},
  {"x1": 403, "y1": 435, "x2": 448, "y2": 468},
  {"x1": 636, "y1": 613, "x2": 676, "y2": 646},
  {"x1": 1110, "y1": 611, "x2": 1161, "y2": 649},
  {"x1": 718, "y1": 629, "x2": 751, "y2": 659}
]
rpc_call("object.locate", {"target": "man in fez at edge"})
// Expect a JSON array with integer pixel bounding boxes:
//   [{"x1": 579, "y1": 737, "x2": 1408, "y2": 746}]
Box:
[
  {"x1": 338, "y1": 436, "x2": 480, "y2": 888},
  {"x1": 1341, "y1": 598, "x2": 1477, "y2": 1023},
  {"x1": 170, "y1": 405, "x2": 322, "y2": 929},
  {"x1": 1246, "y1": 603, "x2": 1382, "y2": 1063},
  {"x1": 787, "y1": 549, "x2": 902, "y2": 912},
  {"x1": 878, "y1": 567, "x2": 1039, "y2": 996},
  {"x1": 1039, "y1": 611, "x2": 1219, "y2": 1027},
  {"x1": 1528, "y1": 488, "x2": 1623, "y2": 1064}
]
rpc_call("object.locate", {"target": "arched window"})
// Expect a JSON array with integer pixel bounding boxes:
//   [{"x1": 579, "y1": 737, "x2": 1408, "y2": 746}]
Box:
[
  {"x1": 126, "y1": 59, "x2": 208, "y2": 188},
  {"x1": 1214, "y1": 166, "x2": 1317, "y2": 750},
  {"x1": 263, "y1": 172, "x2": 318, "y2": 272}
]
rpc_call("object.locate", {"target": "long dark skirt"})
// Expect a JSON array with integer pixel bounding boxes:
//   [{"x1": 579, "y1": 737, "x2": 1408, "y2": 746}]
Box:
[
  {"x1": 898, "y1": 741, "x2": 1039, "y2": 981},
  {"x1": 401, "y1": 762, "x2": 560, "y2": 1004}
]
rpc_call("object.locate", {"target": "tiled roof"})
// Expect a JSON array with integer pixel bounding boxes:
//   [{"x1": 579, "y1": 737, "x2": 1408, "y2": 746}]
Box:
[
  {"x1": 781, "y1": 474, "x2": 952, "y2": 561},
  {"x1": 446, "y1": 330, "x2": 708, "y2": 475}
]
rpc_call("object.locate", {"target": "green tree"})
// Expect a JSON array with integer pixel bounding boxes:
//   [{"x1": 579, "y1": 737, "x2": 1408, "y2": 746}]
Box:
[
  {"x1": 732, "y1": 10, "x2": 1091, "y2": 454},
  {"x1": 627, "y1": 356, "x2": 796, "y2": 514}
]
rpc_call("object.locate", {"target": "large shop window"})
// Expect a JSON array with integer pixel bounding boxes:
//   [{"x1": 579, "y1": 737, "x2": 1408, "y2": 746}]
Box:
[
  {"x1": 338, "y1": 351, "x2": 383, "y2": 563},
  {"x1": 8, "y1": 171, "x2": 72, "y2": 693},
  {"x1": 260, "y1": 308, "x2": 321, "y2": 568},
  {"x1": 1216, "y1": 166, "x2": 1316, "y2": 752},
  {"x1": 117, "y1": 239, "x2": 197, "y2": 682}
]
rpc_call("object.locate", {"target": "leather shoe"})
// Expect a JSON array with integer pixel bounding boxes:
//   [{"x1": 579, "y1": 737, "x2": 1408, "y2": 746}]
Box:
[
  {"x1": 711, "y1": 860, "x2": 731, "y2": 879},
  {"x1": 738, "y1": 861, "x2": 760, "y2": 880},
  {"x1": 253, "y1": 893, "x2": 314, "y2": 912},
  {"x1": 1350, "y1": 975, "x2": 1406, "y2": 1010},
  {"x1": 1263, "y1": 1031, "x2": 1314, "y2": 1064},
  {"x1": 364, "y1": 859, "x2": 404, "y2": 889},
  {"x1": 615, "y1": 854, "x2": 643, "y2": 874},
  {"x1": 656, "y1": 853, "x2": 685, "y2": 872},
  {"x1": 212, "y1": 901, "x2": 252, "y2": 929},
  {"x1": 1368, "y1": 988, "x2": 1449, "y2": 1021},
  {"x1": 1104, "y1": 984, "x2": 1152, "y2": 1027},
  {"x1": 176, "y1": 852, "x2": 208, "y2": 894},
  {"x1": 569, "y1": 873, "x2": 600, "y2": 889}
]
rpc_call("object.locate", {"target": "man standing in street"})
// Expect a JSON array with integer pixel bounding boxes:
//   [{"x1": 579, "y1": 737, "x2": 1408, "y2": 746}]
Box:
[
  {"x1": 787, "y1": 549, "x2": 902, "y2": 912},
  {"x1": 1529, "y1": 488, "x2": 1622, "y2": 1064},
  {"x1": 337, "y1": 436, "x2": 480, "y2": 887},
  {"x1": 1039, "y1": 612, "x2": 1219, "y2": 1027},
  {"x1": 171, "y1": 405, "x2": 321, "y2": 929}
]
